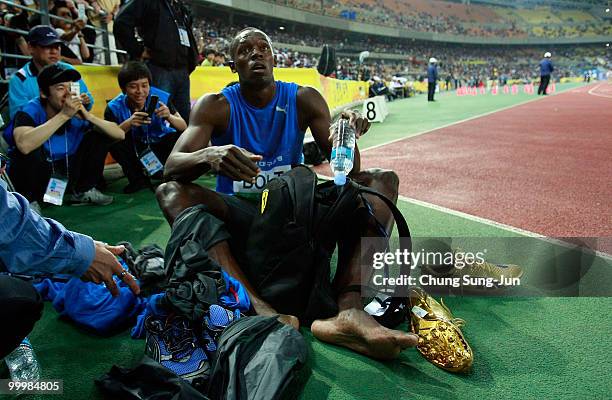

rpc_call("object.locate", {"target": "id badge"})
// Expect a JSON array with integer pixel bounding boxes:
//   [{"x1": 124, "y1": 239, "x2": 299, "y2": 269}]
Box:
[
  {"x1": 178, "y1": 28, "x2": 190, "y2": 47},
  {"x1": 139, "y1": 150, "x2": 163, "y2": 176},
  {"x1": 43, "y1": 176, "x2": 68, "y2": 206}
]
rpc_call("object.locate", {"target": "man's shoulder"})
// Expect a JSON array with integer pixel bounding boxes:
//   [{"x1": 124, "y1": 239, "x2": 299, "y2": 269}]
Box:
[
  {"x1": 201, "y1": 92, "x2": 230, "y2": 107},
  {"x1": 191, "y1": 92, "x2": 230, "y2": 126},
  {"x1": 21, "y1": 98, "x2": 43, "y2": 113},
  {"x1": 106, "y1": 93, "x2": 125, "y2": 108},
  {"x1": 57, "y1": 61, "x2": 76, "y2": 70},
  {"x1": 296, "y1": 85, "x2": 320, "y2": 101},
  {"x1": 10, "y1": 63, "x2": 33, "y2": 84}
]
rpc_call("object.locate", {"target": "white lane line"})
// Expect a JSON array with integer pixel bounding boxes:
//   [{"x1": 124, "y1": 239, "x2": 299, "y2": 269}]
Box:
[
  {"x1": 587, "y1": 84, "x2": 612, "y2": 99},
  {"x1": 397, "y1": 194, "x2": 612, "y2": 261},
  {"x1": 362, "y1": 84, "x2": 583, "y2": 153},
  {"x1": 316, "y1": 172, "x2": 611, "y2": 259}
]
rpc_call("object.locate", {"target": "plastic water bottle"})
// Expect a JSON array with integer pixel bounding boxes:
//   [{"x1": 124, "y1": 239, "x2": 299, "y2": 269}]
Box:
[
  {"x1": 5, "y1": 338, "x2": 41, "y2": 381},
  {"x1": 330, "y1": 119, "x2": 356, "y2": 185}
]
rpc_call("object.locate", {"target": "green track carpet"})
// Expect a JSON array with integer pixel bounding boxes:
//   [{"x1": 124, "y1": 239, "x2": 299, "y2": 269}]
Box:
[{"x1": 17, "y1": 83, "x2": 611, "y2": 399}]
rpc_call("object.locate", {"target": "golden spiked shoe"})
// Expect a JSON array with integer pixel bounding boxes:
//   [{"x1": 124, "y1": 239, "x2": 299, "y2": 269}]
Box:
[{"x1": 408, "y1": 288, "x2": 473, "y2": 373}]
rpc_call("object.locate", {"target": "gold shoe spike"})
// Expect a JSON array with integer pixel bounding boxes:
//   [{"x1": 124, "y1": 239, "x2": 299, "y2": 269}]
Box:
[{"x1": 408, "y1": 288, "x2": 473, "y2": 373}]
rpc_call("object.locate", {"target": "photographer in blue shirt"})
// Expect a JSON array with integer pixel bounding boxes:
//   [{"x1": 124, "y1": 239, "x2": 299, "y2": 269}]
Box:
[
  {"x1": 105, "y1": 62, "x2": 186, "y2": 193},
  {"x1": 538, "y1": 52, "x2": 554, "y2": 96},
  {"x1": 4, "y1": 64, "x2": 124, "y2": 206},
  {"x1": 0, "y1": 158, "x2": 140, "y2": 359},
  {"x1": 8, "y1": 25, "x2": 94, "y2": 119}
]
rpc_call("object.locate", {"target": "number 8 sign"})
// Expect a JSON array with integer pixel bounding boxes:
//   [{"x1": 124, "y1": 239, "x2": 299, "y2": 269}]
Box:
[{"x1": 362, "y1": 96, "x2": 388, "y2": 123}]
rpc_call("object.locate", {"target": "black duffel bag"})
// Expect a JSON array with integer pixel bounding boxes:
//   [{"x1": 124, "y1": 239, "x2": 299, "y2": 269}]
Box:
[{"x1": 244, "y1": 165, "x2": 411, "y2": 325}]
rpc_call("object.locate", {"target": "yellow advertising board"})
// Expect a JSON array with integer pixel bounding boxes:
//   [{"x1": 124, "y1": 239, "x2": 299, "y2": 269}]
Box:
[{"x1": 75, "y1": 65, "x2": 368, "y2": 118}]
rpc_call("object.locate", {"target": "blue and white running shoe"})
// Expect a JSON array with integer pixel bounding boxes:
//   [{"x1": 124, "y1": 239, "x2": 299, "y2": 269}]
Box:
[
  {"x1": 145, "y1": 315, "x2": 210, "y2": 383},
  {"x1": 201, "y1": 304, "x2": 241, "y2": 353}
]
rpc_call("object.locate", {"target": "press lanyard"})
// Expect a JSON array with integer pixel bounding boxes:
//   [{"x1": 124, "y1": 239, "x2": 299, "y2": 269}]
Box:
[
  {"x1": 47, "y1": 133, "x2": 70, "y2": 180},
  {"x1": 164, "y1": 0, "x2": 186, "y2": 28},
  {"x1": 132, "y1": 112, "x2": 163, "y2": 176},
  {"x1": 131, "y1": 108, "x2": 151, "y2": 157}
]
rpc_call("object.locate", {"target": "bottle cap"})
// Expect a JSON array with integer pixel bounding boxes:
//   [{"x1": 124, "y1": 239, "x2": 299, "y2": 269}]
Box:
[{"x1": 334, "y1": 171, "x2": 347, "y2": 185}]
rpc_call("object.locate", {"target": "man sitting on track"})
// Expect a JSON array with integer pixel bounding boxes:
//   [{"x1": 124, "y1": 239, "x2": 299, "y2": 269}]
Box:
[{"x1": 156, "y1": 27, "x2": 418, "y2": 360}]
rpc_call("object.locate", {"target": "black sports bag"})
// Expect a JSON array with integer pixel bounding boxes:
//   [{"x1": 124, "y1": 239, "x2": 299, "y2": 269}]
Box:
[{"x1": 244, "y1": 165, "x2": 411, "y2": 326}]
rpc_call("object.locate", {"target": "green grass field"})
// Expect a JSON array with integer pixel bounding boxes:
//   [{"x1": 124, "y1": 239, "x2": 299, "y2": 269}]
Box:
[{"x1": 18, "y1": 82, "x2": 611, "y2": 399}]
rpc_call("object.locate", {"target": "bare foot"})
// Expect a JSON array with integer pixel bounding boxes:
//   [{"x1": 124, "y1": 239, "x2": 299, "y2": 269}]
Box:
[
  {"x1": 311, "y1": 308, "x2": 418, "y2": 360},
  {"x1": 277, "y1": 314, "x2": 300, "y2": 330},
  {"x1": 253, "y1": 303, "x2": 300, "y2": 330}
]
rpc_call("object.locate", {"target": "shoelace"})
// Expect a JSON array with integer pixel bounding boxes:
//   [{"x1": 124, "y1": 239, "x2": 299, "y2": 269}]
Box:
[
  {"x1": 413, "y1": 291, "x2": 466, "y2": 328},
  {"x1": 467, "y1": 260, "x2": 505, "y2": 279},
  {"x1": 439, "y1": 298, "x2": 466, "y2": 328},
  {"x1": 162, "y1": 319, "x2": 195, "y2": 359}
]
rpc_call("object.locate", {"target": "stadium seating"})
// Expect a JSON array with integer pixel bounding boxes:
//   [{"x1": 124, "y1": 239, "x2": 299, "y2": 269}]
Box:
[{"x1": 262, "y1": 0, "x2": 609, "y2": 38}]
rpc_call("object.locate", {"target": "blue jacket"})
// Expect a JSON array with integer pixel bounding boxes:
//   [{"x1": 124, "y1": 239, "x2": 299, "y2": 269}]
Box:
[
  {"x1": 428, "y1": 64, "x2": 438, "y2": 83},
  {"x1": 540, "y1": 59, "x2": 554, "y2": 77},
  {"x1": 106, "y1": 87, "x2": 175, "y2": 143},
  {"x1": 3, "y1": 98, "x2": 90, "y2": 160},
  {"x1": 8, "y1": 61, "x2": 94, "y2": 119},
  {"x1": 0, "y1": 183, "x2": 94, "y2": 276}
]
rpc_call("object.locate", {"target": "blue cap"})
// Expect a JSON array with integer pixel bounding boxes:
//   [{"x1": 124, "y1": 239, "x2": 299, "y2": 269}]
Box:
[{"x1": 27, "y1": 25, "x2": 63, "y2": 46}]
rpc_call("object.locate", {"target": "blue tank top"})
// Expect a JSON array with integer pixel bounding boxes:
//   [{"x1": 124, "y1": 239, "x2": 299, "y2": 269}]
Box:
[{"x1": 215, "y1": 81, "x2": 305, "y2": 195}]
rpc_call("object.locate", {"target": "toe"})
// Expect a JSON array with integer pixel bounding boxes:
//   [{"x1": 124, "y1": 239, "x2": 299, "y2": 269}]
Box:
[{"x1": 395, "y1": 331, "x2": 419, "y2": 349}]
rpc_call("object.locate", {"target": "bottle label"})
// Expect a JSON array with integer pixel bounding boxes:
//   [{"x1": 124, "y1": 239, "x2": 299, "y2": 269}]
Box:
[{"x1": 331, "y1": 147, "x2": 353, "y2": 161}]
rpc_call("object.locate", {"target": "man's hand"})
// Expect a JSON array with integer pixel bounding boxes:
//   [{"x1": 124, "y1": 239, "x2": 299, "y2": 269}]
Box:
[
  {"x1": 74, "y1": 19, "x2": 86, "y2": 32},
  {"x1": 77, "y1": 104, "x2": 90, "y2": 121},
  {"x1": 341, "y1": 110, "x2": 371, "y2": 138},
  {"x1": 129, "y1": 111, "x2": 152, "y2": 127},
  {"x1": 80, "y1": 242, "x2": 140, "y2": 297},
  {"x1": 155, "y1": 101, "x2": 171, "y2": 119},
  {"x1": 79, "y1": 93, "x2": 91, "y2": 106},
  {"x1": 61, "y1": 95, "x2": 82, "y2": 118},
  {"x1": 203, "y1": 145, "x2": 263, "y2": 182}
]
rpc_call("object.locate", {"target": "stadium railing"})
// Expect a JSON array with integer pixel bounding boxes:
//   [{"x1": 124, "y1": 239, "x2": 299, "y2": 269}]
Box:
[{"x1": 0, "y1": 0, "x2": 126, "y2": 83}]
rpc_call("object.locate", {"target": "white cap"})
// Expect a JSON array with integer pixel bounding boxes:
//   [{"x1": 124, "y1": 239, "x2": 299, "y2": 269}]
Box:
[
  {"x1": 544, "y1": 52, "x2": 551, "y2": 58},
  {"x1": 334, "y1": 171, "x2": 347, "y2": 185},
  {"x1": 429, "y1": 57, "x2": 437, "y2": 64}
]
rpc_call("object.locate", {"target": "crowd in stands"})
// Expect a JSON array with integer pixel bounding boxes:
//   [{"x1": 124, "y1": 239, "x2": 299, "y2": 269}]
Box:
[
  {"x1": 191, "y1": 17, "x2": 609, "y2": 88},
  {"x1": 264, "y1": 0, "x2": 610, "y2": 38},
  {"x1": 1, "y1": 0, "x2": 122, "y2": 78}
]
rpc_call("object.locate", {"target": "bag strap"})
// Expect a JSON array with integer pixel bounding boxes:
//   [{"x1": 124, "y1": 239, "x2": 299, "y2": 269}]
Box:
[
  {"x1": 356, "y1": 185, "x2": 411, "y2": 243},
  {"x1": 353, "y1": 185, "x2": 412, "y2": 324},
  {"x1": 285, "y1": 165, "x2": 316, "y2": 234}
]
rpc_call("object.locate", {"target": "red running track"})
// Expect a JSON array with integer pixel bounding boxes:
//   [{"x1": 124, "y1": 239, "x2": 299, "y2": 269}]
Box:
[{"x1": 355, "y1": 84, "x2": 612, "y2": 241}]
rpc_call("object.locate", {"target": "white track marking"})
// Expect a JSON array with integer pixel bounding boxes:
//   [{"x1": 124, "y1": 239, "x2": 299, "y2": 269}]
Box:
[
  {"x1": 362, "y1": 84, "x2": 582, "y2": 153},
  {"x1": 587, "y1": 84, "x2": 612, "y2": 99},
  {"x1": 397, "y1": 194, "x2": 612, "y2": 261},
  {"x1": 317, "y1": 171, "x2": 610, "y2": 259}
]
